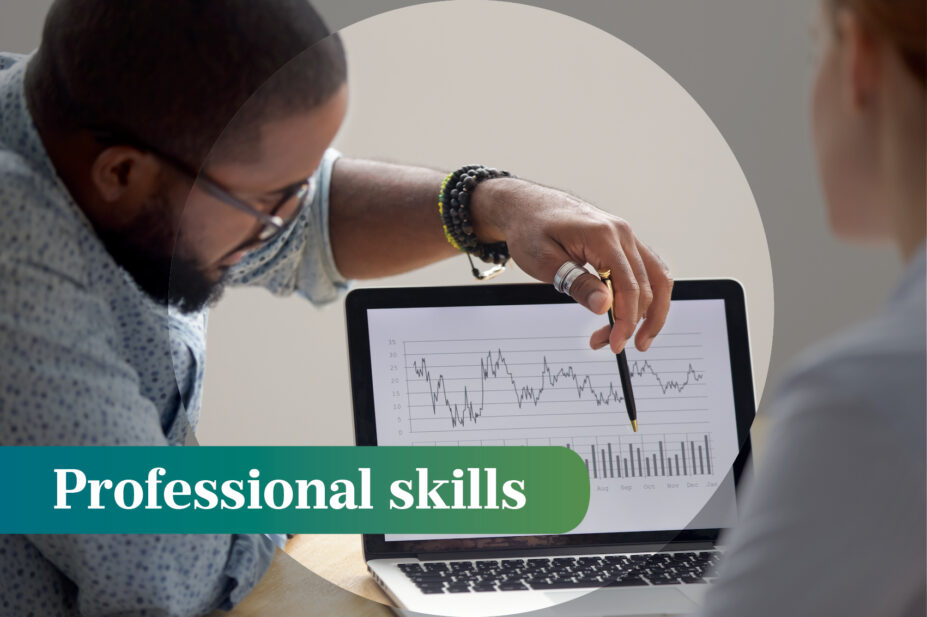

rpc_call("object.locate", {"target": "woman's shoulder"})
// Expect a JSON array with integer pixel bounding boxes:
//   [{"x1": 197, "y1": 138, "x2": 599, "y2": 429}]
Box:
[
  {"x1": 784, "y1": 255, "x2": 924, "y2": 397},
  {"x1": 771, "y1": 292, "x2": 925, "y2": 448}
]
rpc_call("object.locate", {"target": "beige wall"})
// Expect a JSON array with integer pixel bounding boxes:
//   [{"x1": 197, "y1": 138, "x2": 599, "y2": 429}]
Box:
[
  {"x1": 8, "y1": 2, "x2": 896, "y2": 458},
  {"x1": 196, "y1": 2, "x2": 774, "y2": 446}
]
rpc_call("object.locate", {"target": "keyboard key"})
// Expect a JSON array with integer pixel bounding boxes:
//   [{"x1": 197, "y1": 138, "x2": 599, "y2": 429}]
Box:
[
  {"x1": 681, "y1": 576, "x2": 708, "y2": 584},
  {"x1": 423, "y1": 562, "x2": 448, "y2": 572},
  {"x1": 530, "y1": 580, "x2": 586, "y2": 590},
  {"x1": 650, "y1": 577, "x2": 683, "y2": 586},
  {"x1": 449, "y1": 561, "x2": 474, "y2": 571},
  {"x1": 603, "y1": 555, "x2": 630, "y2": 565},
  {"x1": 398, "y1": 551, "x2": 722, "y2": 594},
  {"x1": 572, "y1": 578, "x2": 605, "y2": 587},
  {"x1": 408, "y1": 573, "x2": 447, "y2": 580},
  {"x1": 608, "y1": 577, "x2": 650, "y2": 587},
  {"x1": 413, "y1": 577, "x2": 447, "y2": 585}
]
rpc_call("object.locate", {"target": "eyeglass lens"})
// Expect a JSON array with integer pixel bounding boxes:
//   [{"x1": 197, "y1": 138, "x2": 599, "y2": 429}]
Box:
[{"x1": 258, "y1": 177, "x2": 316, "y2": 241}]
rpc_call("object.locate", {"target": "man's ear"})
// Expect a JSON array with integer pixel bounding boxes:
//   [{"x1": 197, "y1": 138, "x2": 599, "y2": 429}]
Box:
[
  {"x1": 838, "y1": 9, "x2": 881, "y2": 110},
  {"x1": 89, "y1": 145, "x2": 161, "y2": 203}
]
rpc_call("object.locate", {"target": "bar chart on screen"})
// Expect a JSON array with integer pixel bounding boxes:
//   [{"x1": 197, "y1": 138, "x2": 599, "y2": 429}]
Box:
[
  {"x1": 564, "y1": 433, "x2": 715, "y2": 480},
  {"x1": 368, "y1": 300, "x2": 741, "y2": 532}
]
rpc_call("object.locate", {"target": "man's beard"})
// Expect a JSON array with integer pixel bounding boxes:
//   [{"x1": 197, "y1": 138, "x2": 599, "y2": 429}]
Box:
[{"x1": 96, "y1": 189, "x2": 229, "y2": 314}]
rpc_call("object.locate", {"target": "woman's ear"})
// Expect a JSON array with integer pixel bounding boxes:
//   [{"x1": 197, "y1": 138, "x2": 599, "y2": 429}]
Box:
[
  {"x1": 837, "y1": 8, "x2": 882, "y2": 110},
  {"x1": 89, "y1": 145, "x2": 160, "y2": 203}
]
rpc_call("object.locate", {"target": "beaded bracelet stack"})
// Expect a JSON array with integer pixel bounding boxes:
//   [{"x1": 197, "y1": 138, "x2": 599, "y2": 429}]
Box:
[{"x1": 438, "y1": 164, "x2": 512, "y2": 279}]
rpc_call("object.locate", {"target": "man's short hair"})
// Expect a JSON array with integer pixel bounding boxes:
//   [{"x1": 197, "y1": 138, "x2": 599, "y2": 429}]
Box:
[{"x1": 26, "y1": 0, "x2": 347, "y2": 167}]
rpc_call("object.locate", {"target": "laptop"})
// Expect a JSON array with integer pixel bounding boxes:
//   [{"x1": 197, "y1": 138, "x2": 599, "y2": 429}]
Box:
[{"x1": 345, "y1": 279, "x2": 756, "y2": 616}]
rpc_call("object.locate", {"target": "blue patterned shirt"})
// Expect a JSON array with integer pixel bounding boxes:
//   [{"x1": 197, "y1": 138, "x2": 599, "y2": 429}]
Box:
[{"x1": 0, "y1": 52, "x2": 351, "y2": 616}]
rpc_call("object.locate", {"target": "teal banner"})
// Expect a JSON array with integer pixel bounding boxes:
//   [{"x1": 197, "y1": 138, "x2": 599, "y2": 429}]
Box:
[{"x1": 0, "y1": 446, "x2": 589, "y2": 534}]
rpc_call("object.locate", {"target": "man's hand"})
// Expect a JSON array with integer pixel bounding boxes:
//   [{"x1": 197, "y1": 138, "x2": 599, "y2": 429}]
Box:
[
  {"x1": 328, "y1": 159, "x2": 672, "y2": 352},
  {"x1": 470, "y1": 177, "x2": 673, "y2": 354}
]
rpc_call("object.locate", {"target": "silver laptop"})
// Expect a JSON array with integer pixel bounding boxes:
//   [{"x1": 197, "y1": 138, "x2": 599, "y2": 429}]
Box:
[{"x1": 344, "y1": 279, "x2": 756, "y2": 616}]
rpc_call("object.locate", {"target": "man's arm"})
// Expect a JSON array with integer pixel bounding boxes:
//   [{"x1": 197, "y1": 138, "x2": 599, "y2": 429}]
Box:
[
  {"x1": 0, "y1": 258, "x2": 275, "y2": 616},
  {"x1": 328, "y1": 157, "x2": 457, "y2": 278},
  {"x1": 328, "y1": 157, "x2": 674, "y2": 353}
]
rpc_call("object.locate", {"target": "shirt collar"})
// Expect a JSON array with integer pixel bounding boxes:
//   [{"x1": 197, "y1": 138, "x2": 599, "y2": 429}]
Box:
[
  {"x1": 0, "y1": 53, "x2": 101, "y2": 238},
  {"x1": 0, "y1": 53, "x2": 60, "y2": 182}
]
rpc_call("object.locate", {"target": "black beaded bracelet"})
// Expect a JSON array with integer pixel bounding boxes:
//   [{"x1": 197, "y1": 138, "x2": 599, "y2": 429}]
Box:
[{"x1": 438, "y1": 164, "x2": 512, "y2": 280}]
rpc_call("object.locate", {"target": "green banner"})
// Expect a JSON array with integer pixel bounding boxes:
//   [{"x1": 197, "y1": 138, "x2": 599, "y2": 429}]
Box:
[{"x1": 0, "y1": 446, "x2": 589, "y2": 534}]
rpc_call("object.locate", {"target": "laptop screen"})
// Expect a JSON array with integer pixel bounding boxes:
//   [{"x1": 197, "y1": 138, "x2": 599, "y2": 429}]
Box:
[{"x1": 364, "y1": 294, "x2": 742, "y2": 543}]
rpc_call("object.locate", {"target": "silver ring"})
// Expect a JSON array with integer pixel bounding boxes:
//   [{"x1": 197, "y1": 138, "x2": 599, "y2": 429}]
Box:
[
  {"x1": 553, "y1": 261, "x2": 586, "y2": 295},
  {"x1": 553, "y1": 261, "x2": 577, "y2": 292},
  {"x1": 562, "y1": 266, "x2": 586, "y2": 295}
]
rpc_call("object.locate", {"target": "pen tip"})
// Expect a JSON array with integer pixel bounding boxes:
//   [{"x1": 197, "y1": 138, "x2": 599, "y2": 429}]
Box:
[{"x1": 631, "y1": 420, "x2": 638, "y2": 432}]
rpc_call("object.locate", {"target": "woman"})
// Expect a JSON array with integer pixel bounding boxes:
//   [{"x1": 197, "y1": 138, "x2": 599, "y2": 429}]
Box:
[{"x1": 693, "y1": 1, "x2": 925, "y2": 615}]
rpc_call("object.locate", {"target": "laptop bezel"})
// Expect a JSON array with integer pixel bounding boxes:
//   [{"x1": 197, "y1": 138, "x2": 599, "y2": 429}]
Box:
[{"x1": 345, "y1": 279, "x2": 756, "y2": 561}]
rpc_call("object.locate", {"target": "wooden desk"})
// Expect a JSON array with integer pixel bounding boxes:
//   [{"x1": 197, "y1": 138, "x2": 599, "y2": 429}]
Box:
[
  {"x1": 211, "y1": 534, "x2": 395, "y2": 616},
  {"x1": 213, "y1": 423, "x2": 773, "y2": 617}
]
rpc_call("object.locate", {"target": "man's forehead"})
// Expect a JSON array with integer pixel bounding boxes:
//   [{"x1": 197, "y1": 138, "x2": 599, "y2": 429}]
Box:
[{"x1": 207, "y1": 84, "x2": 347, "y2": 195}]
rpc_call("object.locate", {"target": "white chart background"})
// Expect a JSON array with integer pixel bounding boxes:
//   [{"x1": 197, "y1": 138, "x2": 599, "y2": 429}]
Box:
[
  {"x1": 197, "y1": 1, "x2": 776, "y2": 453},
  {"x1": 369, "y1": 299, "x2": 739, "y2": 539}
]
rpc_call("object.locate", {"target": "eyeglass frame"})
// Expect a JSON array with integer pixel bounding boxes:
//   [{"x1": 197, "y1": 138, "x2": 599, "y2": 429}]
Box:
[{"x1": 87, "y1": 128, "x2": 316, "y2": 244}]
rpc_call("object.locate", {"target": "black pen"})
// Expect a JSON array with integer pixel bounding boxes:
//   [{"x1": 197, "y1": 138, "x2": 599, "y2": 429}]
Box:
[{"x1": 597, "y1": 269, "x2": 638, "y2": 432}]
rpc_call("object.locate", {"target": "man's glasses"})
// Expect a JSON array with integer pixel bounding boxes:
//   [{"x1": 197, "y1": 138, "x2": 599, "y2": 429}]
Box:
[{"x1": 89, "y1": 129, "x2": 316, "y2": 244}]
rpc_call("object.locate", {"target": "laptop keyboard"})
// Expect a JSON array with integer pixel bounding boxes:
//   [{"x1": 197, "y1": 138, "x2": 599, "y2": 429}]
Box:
[{"x1": 397, "y1": 551, "x2": 721, "y2": 594}]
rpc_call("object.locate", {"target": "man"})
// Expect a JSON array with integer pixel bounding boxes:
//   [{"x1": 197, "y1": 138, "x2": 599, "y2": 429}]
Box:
[{"x1": 0, "y1": 0, "x2": 672, "y2": 615}]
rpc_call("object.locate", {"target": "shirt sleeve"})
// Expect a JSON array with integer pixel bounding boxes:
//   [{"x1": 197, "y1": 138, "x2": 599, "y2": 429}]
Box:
[
  {"x1": 227, "y1": 147, "x2": 354, "y2": 305},
  {"x1": 25, "y1": 533, "x2": 276, "y2": 616},
  {"x1": 0, "y1": 258, "x2": 276, "y2": 615},
  {"x1": 692, "y1": 371, "x2": 926, "y2": 617}
]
